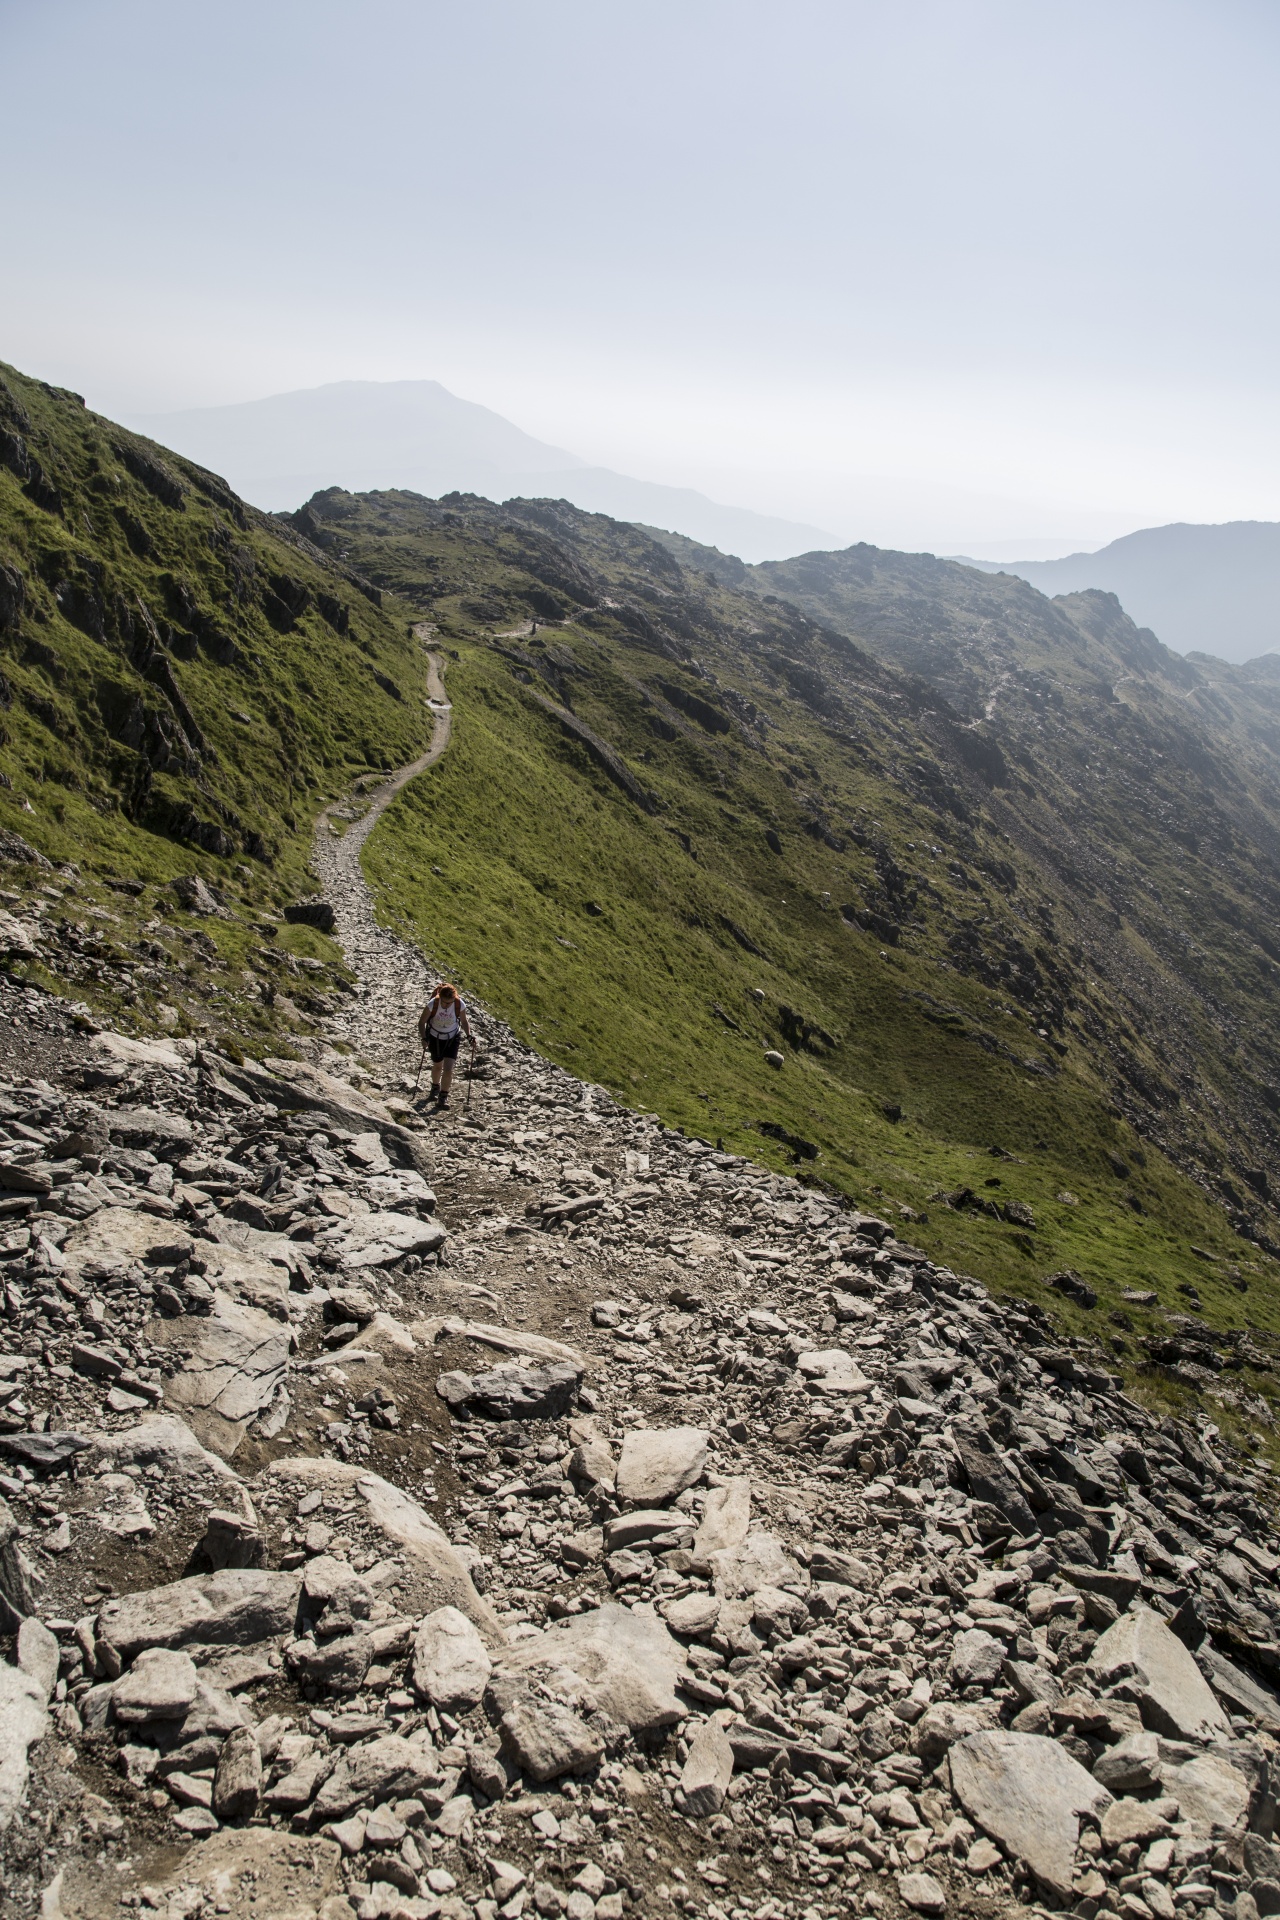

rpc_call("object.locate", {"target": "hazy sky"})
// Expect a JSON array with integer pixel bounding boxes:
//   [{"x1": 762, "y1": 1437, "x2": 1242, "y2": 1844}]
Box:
[{"x1": 4, "y1": 0, "x2": 1280, "y2": 552}]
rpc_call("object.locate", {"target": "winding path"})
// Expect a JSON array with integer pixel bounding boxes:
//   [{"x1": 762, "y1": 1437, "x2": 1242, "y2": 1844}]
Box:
[{"x1": 310, "y1": 646, "x2": 458, "y2": 1085}]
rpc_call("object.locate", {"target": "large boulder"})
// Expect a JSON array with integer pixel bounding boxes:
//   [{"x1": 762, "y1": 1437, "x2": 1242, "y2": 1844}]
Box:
[
  {"x1": 265, "y1": 1457, "x2": 504, "y2": 1644},
  {"x1": 615, "y1": 1428, "x2": 709, "y2": 1509},
  {"x1": 949, "y1": 1729, "x2": 1112, "y2": 1895},
  {"x1": 412, "y1": 1606, "x2": 492, "y2": 1712},
  {"x1": 310, "y1": 1733, "x2": 443, "y2": 1823},
  {"x1": 159, "y1": 1293, "x2": 292, "y2": 1459},
  {"x1": 1089, "y1": 1607, "x2": 1230, "y2": 1743},
  {"x1": 0, "y1": 1660, "x2": 49, "y2": 1831},
  {"x1": 493, "y1": 1602, "x2": 688, "y2": 1734},
  {"x1": 95, "y1": 1567, "x2": 302, "y2": 1667}
]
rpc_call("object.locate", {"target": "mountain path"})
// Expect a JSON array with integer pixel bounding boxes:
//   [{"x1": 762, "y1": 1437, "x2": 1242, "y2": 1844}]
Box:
[{"x1": 310, "y1": 644, "x2": 458, "y2": 1084}]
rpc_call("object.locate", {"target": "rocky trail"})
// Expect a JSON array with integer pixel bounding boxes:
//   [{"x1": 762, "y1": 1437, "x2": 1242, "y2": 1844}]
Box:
[{"x1": 0, "y1": 692, "x2": 1279, "y2": 1920}]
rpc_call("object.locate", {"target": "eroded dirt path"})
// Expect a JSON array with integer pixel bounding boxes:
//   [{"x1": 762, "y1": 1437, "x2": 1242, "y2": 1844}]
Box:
[{"x1": 311, "y1": 646, "x2": 457, "y2": 1084}]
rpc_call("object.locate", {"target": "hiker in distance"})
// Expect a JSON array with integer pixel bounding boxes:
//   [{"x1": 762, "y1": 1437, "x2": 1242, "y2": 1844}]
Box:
[{"x1": 417, "y1": 981, "x2": 474, "y2": 1107}]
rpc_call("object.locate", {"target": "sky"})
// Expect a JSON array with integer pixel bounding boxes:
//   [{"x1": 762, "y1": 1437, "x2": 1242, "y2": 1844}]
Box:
[{"x1": 3, "y1": 0, "x2": 1280, "y2": 555}]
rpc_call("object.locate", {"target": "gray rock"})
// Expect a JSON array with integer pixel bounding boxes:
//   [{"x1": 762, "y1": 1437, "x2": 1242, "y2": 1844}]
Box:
[
  {"x1": 949, "y1": 1729, "x2": 1112, "y2": 1896},
  {"x1": 950, "y1": 1628, "x2": 1005, "y2": 1688},
  {"x1": 465, "y1": 1363, "x2": 581, "y2": 1421},
  {"x1": 494, "y1": 1601, "x2": 688, "y2": 1733},
  {"x1": 411, "y1": 1606, "x2": 492, "y2": 1712},
  {"x1": 213, "y1": 1724, "x2": 262, "y2": 1821},
  {"x1": 96, "y1": 1568, "x2": 302, "y2": 1665},
  {"x1": 329, "y1": 1210, "x2": 447, "y2": 1269},
  {"x1": 615, "y1": 1427, "x2": 708, "y2": 1509},
  {"x1": 679, "y1": 1718, "x2": 734, "y2": 1815},
  {"x1": 952, "y1": 1428, "x2": 1038, "y2": 1537},
  {"x1": 1092, "y1": 1728, "x2": 1161, "y2": 1795},
  {"x1": 691, "y1": 1477, "x2": 750, "y2": 1565},
  {"x1": 201, "y1": 1510, "x2": 265, "y2": 1570},
  {"x1": 604, "y1": 1510, "x2": 695, "y2": 1553},
  {"x1": 16, "y1": 1616, "x2": 59, "y2": 1700},
  {"x1": 0, "y1": 1660, "x2": 48, "y2": 1831},
  {"x1": 0, "y1": 1496, "x2": 40, "y2": 1626},
  {"x1": 1197, "y1": 1644, "x2": 1280, "y2": 1735},
  {"x1": 708, "y1": 1529, "x2": 802, "y2": 1598},
  {"x1": 1089, "y1": 1606, "x2": 1230, "y2": 1743},
  {"x1": 0, "y1": 1431, "x2": 91, "y2": 1474},
  {"x1": 499, "y1": 1695, "x2": 604, "y2": 1782},
  {"x1": 311, "y1": 1734, "x2": 444, "y2": 1823},
  {"x1": 897, "y1": 1872, "x2": 947, "y2": 1915},
  {"x1": 662, "y1": 1592, "x2": 721, "y2": 1639},
  {"x1": 569, "y1": 1437, "x2": 616, "y2": 1490},
  {"x1": 1163, "y1": 1745, "x2": 1264, "y2": 1838},
  {"x1": 266, "y1": 1459, "x2": 503, "y2": 1644},
  {"x1": 912, "y1": 1701, "x2": 999, "y2": 1762},
  {"x1": 173, "y1": 875, "x2": 220, "y2": 915},
  {"x1": 807, "y1": 1545, "x2": 876, "y2": 1589},
  {"x1": 111, "y1": 1647, "x2": 200, "y2": 1723},
  {"x1": 1100, "y1": 1796, "x2": 1177, "y2": 1847},
  {"x1": 162, "y1": 1294, "x2": 292, "y2": 1460},
  {"x1": 794, "y1": 1349, "x2": 871, "y2": 1395}
]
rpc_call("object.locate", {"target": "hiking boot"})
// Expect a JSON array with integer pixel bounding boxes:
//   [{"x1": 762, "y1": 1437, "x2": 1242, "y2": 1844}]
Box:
[{"x1": 437, "y1": 1091, "x2": 450, "y2": 1109}]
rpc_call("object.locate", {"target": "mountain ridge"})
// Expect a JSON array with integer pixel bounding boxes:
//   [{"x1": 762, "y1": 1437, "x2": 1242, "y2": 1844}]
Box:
[{"x1": 128, "y1": 378, "x2": 833, "y2": 563}]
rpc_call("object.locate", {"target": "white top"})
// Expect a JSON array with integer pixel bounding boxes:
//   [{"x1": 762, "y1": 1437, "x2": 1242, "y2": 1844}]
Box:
[{"x1": 426, "y1": 995, "x2": 463, "y2": 1037}]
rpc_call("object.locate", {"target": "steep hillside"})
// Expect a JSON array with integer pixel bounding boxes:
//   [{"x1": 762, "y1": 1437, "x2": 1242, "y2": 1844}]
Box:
[
  {"x1": 0, "y1": 359, "x2": 435, "y2": 1045},
  {"x1": 7, "y1": 357, "x2": 1280, "y2": 1432},
  {"x1": 285, "y1": 486, "x2": 1280, "y2": 1419}
]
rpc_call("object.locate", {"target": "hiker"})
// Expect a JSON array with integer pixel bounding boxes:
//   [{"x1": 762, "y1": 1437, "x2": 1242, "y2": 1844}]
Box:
[{"x1": 418, "y1": 981, "x2": 473, "y2": 1106}]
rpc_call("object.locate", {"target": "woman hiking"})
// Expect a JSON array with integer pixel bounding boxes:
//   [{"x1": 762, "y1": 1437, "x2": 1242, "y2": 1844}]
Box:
[{"x1": 417, "y1": 982, "x2": 473, "y2": 1108}]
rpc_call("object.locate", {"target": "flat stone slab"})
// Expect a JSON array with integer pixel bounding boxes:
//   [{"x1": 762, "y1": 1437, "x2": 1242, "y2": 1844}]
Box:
[
  {"x1": 328, "y1": 1210, "x2": 447, "y2": 1268},
  {"x1": 691, "y1": 1476, "x2": 751, "y2": 1563},
  {"x1": 950, "y1": 1729, "x2": 1112, "y2": 1895},
  {"x1": 1089, "y1": 1606, "x2": 1230, "y2": 1743},
  {"x1": 494, "y1": 1601, "x2": 688, "y2": 1733},
  {"x1": 615, "y1": 1426, "x2": 709, "y2": 1509},
  {"x1": 160, "y1": 1292, "x2": 291, "y2": 1459},
  {"x1": 96, "y1": 1567, "x2": 302, "y2": 1665},
  {"x1": 709, "y1": 1528, "x2": 803, "y2": 1598},
  {"x1": 795, "y1": 1349, "x2": 871, "y2": 1394}
]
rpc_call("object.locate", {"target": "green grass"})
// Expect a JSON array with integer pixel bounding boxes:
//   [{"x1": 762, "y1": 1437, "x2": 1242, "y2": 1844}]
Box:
[
  {"x1": 0, "y1": 362, "x2": 435, "y2": 1044},
  {"x1": 365, "y1": 635, "x2": 1280, "y2": 1415}
]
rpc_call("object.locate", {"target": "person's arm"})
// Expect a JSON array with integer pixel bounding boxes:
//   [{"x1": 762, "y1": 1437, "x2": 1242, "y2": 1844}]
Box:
[
  {"x1": 459, "y1": 1002, "x2": 474, "y2": 1039},
  {"x1": 418, "y1": 998, "x2": 435, "y2": 1042}
]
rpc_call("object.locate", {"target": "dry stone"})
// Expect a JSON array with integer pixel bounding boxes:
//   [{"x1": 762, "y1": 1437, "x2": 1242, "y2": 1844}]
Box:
[
  {"x1": 412, "y1": 1605, "x2": 493, "y2": 1712},
  {"x1": 679, "y1": 1717, "x2": 734, "y2": 1815},
  {"x1": 949, "y1": 1729, "x2": 1112, "y2": 1895},
  {"x1": 1089, "y1": 1606, "x2": 1231, "y2": 1742},
  {"x1": 615, "y1": 1427, "x2": 708, "y2": 1508},
  {"x1": 494, "y1": 1602, "x2": 688, "y2": 1733}
]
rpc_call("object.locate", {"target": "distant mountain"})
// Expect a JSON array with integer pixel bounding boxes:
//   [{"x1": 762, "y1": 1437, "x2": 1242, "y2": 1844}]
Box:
[
  {"x1": 129, "y1": 379, "x2": 831, "y2": 564},
  {"x1": 962, "y1": 521, "x2": 1280, "y2": 664}
]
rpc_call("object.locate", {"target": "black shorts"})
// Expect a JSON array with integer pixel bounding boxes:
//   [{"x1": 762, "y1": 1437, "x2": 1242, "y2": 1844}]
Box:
[{"x1": 427, "y1": 1033, "x2": 461, "y2": 1062}]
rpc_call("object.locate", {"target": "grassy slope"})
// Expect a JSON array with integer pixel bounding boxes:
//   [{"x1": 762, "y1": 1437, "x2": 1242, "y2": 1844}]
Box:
[
  {"x1": 296, "y1": 489, "x2": 1280, "y2": 1423},
  {"x1": 0, "y1": 361, "x2": 431, "y2": 1045}
]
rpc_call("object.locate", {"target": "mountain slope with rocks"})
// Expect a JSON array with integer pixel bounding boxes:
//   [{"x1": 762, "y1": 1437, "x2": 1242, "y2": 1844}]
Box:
[
  {"x1": 1, "y1": 780, "x2": 1278, "y2": 1920},
  {"x1": 2, "y1": 378, "x2": 1280, "y2": 1920}
]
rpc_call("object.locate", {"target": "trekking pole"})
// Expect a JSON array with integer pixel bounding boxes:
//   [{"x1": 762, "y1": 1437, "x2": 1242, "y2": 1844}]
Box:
[
  {"x1": 465, "y1": 1036, "x2": 477, "y2": 1113},
  {"x1": 412, "y1": 1040, "x2": 427, "y2": 1098}
]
